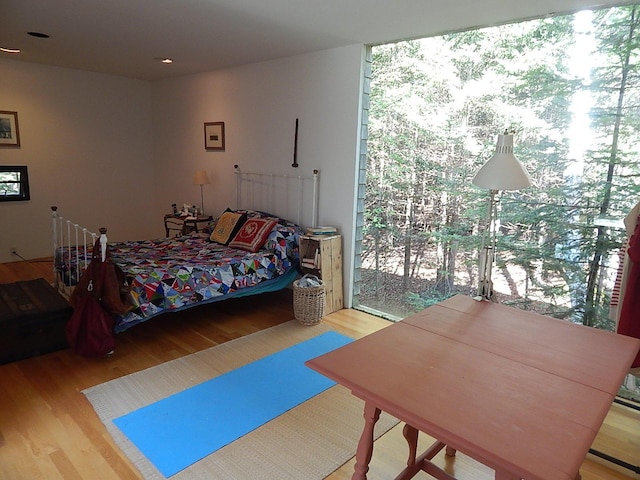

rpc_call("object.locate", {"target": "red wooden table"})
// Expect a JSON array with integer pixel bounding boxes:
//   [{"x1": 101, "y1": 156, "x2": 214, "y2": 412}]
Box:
[{"x1": 306, "y1": 295, "x2": 640, "y2": 480}]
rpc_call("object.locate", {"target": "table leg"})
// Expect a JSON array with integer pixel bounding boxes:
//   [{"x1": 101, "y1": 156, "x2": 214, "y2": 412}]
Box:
[
  {"x1": 395, "y1": 425, "x2": 449, "y2": 480},
  {"x1": 402, "y1": 424, "x2": 419, "y2": 466},
  {"x1": 352, "y1": 402, "x2": 381, "y2": 480}
]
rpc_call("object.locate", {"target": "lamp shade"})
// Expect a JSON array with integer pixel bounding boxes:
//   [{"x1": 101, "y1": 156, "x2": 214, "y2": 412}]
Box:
[
  {"x1": 472, "y1": 133, "x2": 531, "y2": 190},
  {"x1": 193, "y1": 170, "x2": 211, "y2": 186}
]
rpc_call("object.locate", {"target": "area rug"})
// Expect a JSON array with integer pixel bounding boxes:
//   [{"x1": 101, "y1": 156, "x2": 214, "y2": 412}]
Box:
[
  {"x1": 83, "y1": 321, "x2": 399, "y2": 480},
  {"x1": 113, "y1": 332, "x2": 353, "y2": 477}
]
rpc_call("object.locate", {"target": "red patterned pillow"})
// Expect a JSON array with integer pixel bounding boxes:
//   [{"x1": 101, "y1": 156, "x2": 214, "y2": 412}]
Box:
[{"x1": 228, "y1": 218, "x2": 278, "y2": 252}]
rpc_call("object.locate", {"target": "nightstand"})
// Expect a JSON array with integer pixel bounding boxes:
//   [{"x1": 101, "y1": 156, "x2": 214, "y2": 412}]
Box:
[
  {"x1": 299, "y1": 235, "x2": 343, "y2": 314},
  {"x1": 164, "y1": 214, "x2": 213, "y2": 236}
]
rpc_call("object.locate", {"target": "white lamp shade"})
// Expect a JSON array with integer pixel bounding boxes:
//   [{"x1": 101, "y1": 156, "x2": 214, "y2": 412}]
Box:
[
  {"x1": 472, "y1": 133, "x2": 531, "y2": 190},
  {"x1": 193, "y1": 170, "x2": 211, "y2": 186}
]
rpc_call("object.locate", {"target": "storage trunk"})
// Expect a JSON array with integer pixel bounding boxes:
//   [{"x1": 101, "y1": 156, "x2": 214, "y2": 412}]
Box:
[{"x1": 0, "y1": 278, "x2": 72, "y2": 364}]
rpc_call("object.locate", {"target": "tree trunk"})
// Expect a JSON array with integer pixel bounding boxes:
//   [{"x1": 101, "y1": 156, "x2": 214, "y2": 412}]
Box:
[{"x1": 584, "y1": 8, "x2": 637, "y2": 326}]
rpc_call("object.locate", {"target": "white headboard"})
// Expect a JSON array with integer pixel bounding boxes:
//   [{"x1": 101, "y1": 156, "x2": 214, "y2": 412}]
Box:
[{"x1": 233, "y1": 165, "x2": 319, "y2": 228}]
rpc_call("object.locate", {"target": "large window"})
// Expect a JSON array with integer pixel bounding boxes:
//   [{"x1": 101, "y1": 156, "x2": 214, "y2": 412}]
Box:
[{"x1": 356, "y1": 5, "x2": 640, "y2": 399}]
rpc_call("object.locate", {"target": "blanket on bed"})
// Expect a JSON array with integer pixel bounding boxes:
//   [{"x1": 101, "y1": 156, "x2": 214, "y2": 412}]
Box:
[
  {"x1": 112, "y1": 229, "x2": 298, "y2": 331},
  {"x1": 56, "y1": 212, "x2": 302, "y2": 332}
]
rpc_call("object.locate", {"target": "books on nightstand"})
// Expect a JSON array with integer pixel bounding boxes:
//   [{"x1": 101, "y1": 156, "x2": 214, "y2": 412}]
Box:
[
  {"x1": 301, "y1": 249, "x2": 321, "y2": 269},
  {"x1": 300, "y1": 228, "x2": 339, "y2": 270},
  {"x1": 305, "y1": 226, "x2": 337, "y2": 236}
]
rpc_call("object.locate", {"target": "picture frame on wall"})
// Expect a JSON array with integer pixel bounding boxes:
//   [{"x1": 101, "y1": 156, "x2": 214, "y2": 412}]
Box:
[
  {"x1": 0, "y1": 111, "x2": 20, "y2": 147},
  {"x1": 204, "y1": 122, "x2": 225, "y2": 151}
]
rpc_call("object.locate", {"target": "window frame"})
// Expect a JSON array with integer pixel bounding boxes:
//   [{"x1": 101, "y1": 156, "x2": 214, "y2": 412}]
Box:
[{"x1": 0, "y1": 165, "x2": 30, "y2": 202}]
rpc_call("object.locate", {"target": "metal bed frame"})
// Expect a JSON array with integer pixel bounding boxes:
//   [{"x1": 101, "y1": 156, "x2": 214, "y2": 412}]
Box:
[{"x1": 51, "y1": 165, "x2": 320, "y2": 297}]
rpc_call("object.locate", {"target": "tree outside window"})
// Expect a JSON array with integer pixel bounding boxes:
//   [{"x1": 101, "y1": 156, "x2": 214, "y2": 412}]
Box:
[{"x1": 360, "y1": 5, "x2": 640, "y2": 397}]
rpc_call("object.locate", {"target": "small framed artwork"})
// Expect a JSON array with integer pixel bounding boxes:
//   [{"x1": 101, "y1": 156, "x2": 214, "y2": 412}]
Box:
[
  {"x1": 0, "y1": 111, "x2": 20, "y2": 147},
  {"x1": 204, "y1": 122, "x2": 225, "y2": 151}
]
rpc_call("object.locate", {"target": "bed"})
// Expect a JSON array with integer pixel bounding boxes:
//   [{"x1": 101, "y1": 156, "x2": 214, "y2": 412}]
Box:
[{"x1": 52, "y1": 166, "x2": 319, "y2": 333}]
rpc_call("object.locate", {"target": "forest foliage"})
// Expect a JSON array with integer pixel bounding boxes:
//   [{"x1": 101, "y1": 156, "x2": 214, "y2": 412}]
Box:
[{"x1": 363, "y1": 4, "x2": 640, "y2": 329}]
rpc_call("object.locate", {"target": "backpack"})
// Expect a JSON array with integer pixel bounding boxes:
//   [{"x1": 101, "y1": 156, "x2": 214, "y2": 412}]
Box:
[{"x1": 66, "y1": 238, "x2": 131, "y2": 357}]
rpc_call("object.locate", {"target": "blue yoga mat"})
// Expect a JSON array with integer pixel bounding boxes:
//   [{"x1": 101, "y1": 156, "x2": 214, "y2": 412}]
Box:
[{"x1": 113, "y1": 331, "x2": 352, "y2": 477}]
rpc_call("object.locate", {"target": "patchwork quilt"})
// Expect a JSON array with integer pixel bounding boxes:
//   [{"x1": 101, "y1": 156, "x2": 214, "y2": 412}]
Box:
[{"x1": 56, "y1": 213, "x2": 302, "y2": 332}]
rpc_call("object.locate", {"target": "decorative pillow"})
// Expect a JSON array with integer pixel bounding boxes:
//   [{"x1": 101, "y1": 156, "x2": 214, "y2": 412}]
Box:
[
  {"x1": 209, "y1": 211, "x2": 247, "y2": 245},
  {"x1": 234, "y1": 209, "x2": 282, "y2": 223},
  {"x1": 228, "y1": 218, "x2": 278, "y2": 252}
]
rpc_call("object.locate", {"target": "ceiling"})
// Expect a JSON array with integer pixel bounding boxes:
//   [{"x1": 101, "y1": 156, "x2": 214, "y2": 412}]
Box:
[{"x1": 0, "y1": 0, "x2": 629, "y2": 81}]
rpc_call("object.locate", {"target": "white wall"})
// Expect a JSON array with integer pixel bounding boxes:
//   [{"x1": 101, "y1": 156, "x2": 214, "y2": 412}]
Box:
[
  {"x1": 0, "y1": 59, "x2": 157, "y2": 263},
  {"x1": 152, "y1": 44, "x2": 365, "y2": 306},
  {"x1": 0, "y1": 46, "x2": 364, "y2": 305}
]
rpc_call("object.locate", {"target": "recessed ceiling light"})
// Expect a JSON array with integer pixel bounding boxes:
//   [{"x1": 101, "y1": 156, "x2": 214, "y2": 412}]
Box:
[
  {"x1": 28, "y1": 31, "x2": 50, "y2": 38},
  {"x1": 154, "y1": 57, "x2": 173, "y2": 64},
  {"x1": 0, "y1": 47, "x2": 21, "y2": 54}
]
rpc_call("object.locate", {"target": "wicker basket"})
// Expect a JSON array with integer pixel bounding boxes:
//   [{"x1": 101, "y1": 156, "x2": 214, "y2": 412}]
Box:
[{"x1": 293, "y1": 279, "x2": 326, "y2": 325}]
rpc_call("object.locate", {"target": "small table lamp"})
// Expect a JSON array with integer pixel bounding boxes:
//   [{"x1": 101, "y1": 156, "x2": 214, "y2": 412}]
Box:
[
  {"x1": 193, "y1": 170, "x2": 211, "y2": 215},
  {"x1": 472, "y1": 130, "x2": 531, "y2": 300}
]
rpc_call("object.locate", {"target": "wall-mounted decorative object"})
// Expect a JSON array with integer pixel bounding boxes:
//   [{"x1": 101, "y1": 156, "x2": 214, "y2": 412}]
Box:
[
  {"x1": 204, "y1": 122, "x2": 225, "y2": 151},
  {"x1": 0, "y1": 111, "x2": 20, "y2": 147},
  {"x1": 0, "y1": 166, "x2": 30, "y2": 201},
  {"x1": 292, "y1": 118, "x2": 299, "y2": 168}
]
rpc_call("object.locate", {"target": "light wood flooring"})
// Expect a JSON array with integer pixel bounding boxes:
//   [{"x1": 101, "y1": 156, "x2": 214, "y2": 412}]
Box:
[{"x1": 1, "y1": 259, "x2": 639, "y2": 479}]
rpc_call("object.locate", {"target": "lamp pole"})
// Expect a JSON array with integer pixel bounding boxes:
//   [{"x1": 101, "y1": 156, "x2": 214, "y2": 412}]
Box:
[
  {"x1": 472, "y1": 131, "x2": 531, "y2": 302},
  {"x1": 478, "y1": 189, "x2": 499, "y2": 301},
  {"x1": 199, "y1": 184, "x2": 205, "y2": 215},
  {"x1": 192, "y1": 170, "x2": 210, "y2": 215}
]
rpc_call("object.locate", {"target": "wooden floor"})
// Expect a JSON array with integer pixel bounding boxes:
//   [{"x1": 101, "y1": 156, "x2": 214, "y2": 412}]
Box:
[{"x1": 1, "y1": 259, "x2": 639, "y2": 480}]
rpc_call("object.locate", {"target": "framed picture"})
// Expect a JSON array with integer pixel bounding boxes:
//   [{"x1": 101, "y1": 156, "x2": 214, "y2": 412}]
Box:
[
  {"x1": 0, "y1": 111, "x2": 20, "y2": 147},
  {"x1": 204, "y1": 122, "x2": 225, "y2": 151}
]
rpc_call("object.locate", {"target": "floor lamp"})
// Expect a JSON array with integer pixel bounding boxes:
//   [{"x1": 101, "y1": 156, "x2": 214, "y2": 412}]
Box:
[
  {"x1": 472, "y1": 131, "x2": 531, "y2": 301},
  {"x1": 193, "y1": 170, "x2": 211, "y2": 215}
]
